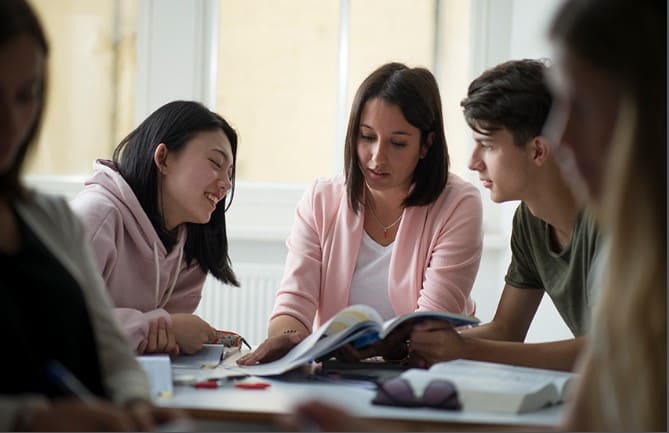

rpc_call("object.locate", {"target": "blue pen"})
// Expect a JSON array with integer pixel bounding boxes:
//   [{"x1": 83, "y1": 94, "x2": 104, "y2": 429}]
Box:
[{"x1": 45, "y1": 360, "x2": 96, "y2": 404}]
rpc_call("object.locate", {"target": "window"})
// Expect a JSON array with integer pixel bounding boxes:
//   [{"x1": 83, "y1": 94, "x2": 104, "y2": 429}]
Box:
[
  {"x1": 27, "y1": 0, "x2": 137, "y2": 176},
  {"x1": 216, "y1": 0, "x2": 340, "y2": 183},
  {"x1": 216, "y1": 0, "x2": 472, "y2": 183}
]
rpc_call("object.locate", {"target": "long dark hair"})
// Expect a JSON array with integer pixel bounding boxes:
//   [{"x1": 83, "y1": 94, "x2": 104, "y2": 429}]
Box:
[
  {"x1": 344, "y1": 62, "x2": 449, "y2": 212},
  {"x1": 113, "y1": 100, "x2": 239, "y2": 286},
  {"x1": 0, "y1": 0, "x2": 49, "y2": 199}
]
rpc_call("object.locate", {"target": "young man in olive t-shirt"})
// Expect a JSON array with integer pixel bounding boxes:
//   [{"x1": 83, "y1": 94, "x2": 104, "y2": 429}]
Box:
[{"x1": 409, "y1": 59, "x2": 601, "y2": 371}]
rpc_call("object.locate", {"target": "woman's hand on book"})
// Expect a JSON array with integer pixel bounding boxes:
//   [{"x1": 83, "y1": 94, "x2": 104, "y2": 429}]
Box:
[
  {"x1": 236, "y1": 333, "x2": 303, "y2": 365},
  {"x1": 376, "y1": 321, "x2": 412, "y2": 362}
]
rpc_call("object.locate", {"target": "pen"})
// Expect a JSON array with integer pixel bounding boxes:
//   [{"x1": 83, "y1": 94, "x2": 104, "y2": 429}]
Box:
[
  {"x1": 193, "y1": 379, "x2": 227, "y2": 389},
  {"x1": 193, "y1": 375, "x2": 243, "y2": 389},
  {"x1": 45, "y1": 360, "x2": 96, "y2": 404},
  {"x1": 192, "y1": 376, "x2": 269, "y2": 390}
]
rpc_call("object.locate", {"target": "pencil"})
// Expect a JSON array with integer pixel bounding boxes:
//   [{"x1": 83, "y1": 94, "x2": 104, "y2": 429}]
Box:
[{"x1": 45, "y1": 360, "x2": 96, "y2": 404}]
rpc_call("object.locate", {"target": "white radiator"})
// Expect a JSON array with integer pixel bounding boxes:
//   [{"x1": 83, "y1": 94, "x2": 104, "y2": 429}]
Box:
[{"x1": 194, "y1": 263, "x2": 285, "y2": 346}]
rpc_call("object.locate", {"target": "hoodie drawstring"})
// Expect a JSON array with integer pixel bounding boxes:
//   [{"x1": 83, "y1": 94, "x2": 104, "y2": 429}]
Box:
[
  {"x1": 153, "y1": 241, "x2": 184, "y2": 309},
  {"x1": 153, "y1": 243, "x2": 160, "y2": 306}
]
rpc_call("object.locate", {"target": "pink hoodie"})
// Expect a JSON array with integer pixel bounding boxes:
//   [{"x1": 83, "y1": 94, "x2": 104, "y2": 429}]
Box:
[{"x1": 70, "y1": 160, "x2": 206, "y2": 350}]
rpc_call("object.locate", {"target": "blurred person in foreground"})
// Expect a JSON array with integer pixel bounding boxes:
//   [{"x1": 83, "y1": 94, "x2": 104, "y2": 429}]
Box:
[
  {"x1": 545, "y1": 0, "x2": 666, "y2": 429},
  {"x1": 0, "y1": 0, "x2": 185, "y2": 430}
]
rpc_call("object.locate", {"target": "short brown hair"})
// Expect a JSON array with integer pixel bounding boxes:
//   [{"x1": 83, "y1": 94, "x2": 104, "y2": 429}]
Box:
[{"x1": 461, "y1": 59, "x2": 551, "y2": 147}]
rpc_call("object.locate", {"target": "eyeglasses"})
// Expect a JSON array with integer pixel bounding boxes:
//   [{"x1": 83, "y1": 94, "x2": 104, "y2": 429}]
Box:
[{"x1": 372, "y1": 377, "x2": 460, "y2": 410}]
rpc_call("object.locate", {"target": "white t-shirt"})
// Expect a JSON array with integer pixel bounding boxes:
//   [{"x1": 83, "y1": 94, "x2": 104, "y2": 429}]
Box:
[{"x1": 348, "y1": 231, "x2": 396, "y2": 321}]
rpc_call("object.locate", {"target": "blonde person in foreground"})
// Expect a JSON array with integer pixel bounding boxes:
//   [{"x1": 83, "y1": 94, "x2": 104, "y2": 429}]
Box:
[
  {"x1": 280, "y1": 0, "x2": 666, "y2": 430},
  {"x1": 0, "y1": 0, "x2": 184, "y2": 430},
  {"x1": 545, "y1": 0, "x2": 666, "y2": 429},
  {"x1": 239, "y1": 62, "x2": 483, "y2": 365}
]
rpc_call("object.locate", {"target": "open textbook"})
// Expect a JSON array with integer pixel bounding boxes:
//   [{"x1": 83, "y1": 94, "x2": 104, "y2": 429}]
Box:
[
  {"x1": 398, "y1": 359, "x2": 576, "y2": 413},
  {"x1": 235, "y1": 304, "x2": 478, "y2": 376}
]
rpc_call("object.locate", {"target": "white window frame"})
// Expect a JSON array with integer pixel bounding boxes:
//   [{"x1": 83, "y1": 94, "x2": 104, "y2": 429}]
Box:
[
  {"x1": 26, "y1": 0, "x2": 572, "y2": 342},
  {"x1": 130, "y1": 0, "x2": 520, "y2": 246}
]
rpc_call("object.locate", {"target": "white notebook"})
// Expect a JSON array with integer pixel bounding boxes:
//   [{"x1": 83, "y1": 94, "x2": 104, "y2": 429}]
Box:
[{"x1": 400, "y1": 359, "x2": 576, "y2": 413}]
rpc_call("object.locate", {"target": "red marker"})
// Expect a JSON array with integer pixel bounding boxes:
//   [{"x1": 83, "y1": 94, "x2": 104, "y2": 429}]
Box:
[
  {"x1": 235, "y1": 382, "x2": 271, "y2": 390},
  {"x1": 194, "y1": 381, "x2": 220, "y2": 389}
]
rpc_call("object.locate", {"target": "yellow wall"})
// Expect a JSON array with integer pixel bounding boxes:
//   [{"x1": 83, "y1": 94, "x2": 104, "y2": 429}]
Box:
[
  {"x1": 27, "y1": 0, "x2": 137, "y2": 176},
  {"x1": 25, "y1": 0, "x2": 470, "y2": 182}
]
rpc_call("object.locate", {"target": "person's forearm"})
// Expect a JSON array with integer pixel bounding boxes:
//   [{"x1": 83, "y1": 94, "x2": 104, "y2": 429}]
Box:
[
  {"x1": 460, "y1": 336, "x2": 586, "y2": 371},
  {"x1": 460, "y1": 319, "x2": 526, "y2": 342},
  {"x1": 268, "y1": 315, "x2": 309, "y2": 338}
]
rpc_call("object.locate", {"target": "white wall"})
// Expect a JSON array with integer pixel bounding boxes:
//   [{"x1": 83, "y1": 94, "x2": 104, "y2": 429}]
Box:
[{"x1": 509, "y1": 0, "x2": 565, "y2": 60}]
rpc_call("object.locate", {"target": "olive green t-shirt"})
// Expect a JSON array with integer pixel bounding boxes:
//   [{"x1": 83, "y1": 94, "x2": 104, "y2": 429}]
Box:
[{"x1": 504, "y1": 203, "x2": 602, "y2": 336}]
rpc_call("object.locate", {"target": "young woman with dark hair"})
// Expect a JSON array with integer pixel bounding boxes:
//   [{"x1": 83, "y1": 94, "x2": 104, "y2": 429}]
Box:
[
  {"x1": 238, "y1": 62, "x2": 483, "y2": 366},
  {"x1": 71, "y1": 100, "x2": 239, "y2": 355}
]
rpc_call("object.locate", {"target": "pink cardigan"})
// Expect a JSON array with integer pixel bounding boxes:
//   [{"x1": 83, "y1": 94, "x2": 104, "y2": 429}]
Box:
[{"x1": 271, "y1": 174, "x2": 483, "y2": 330}]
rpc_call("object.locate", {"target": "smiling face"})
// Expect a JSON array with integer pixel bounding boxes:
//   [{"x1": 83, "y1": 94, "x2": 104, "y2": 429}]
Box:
[
  {"x1": 356, "y1": 98, "x2": 428, "y2": 194},
  {"x1": 158, "y1": 129, "x2": 234, "y2": 229},
  {"x1": 0, "y1": 34, "x2": 44, "y2": 174},
  {"x1": 545, "y1": 44, "x2": 623, "y2": 203},
  {"x1": 467, "y1": 126, "x2": 533, "y2": 203}
]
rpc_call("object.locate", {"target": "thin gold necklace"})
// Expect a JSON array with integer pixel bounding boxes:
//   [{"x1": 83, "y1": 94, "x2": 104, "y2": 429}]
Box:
[{"x1": 367, "y1": 203, "x2": 402, "y2": 239}]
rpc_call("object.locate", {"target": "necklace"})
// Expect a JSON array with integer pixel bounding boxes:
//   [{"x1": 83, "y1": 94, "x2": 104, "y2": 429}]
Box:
[{"x1": 367, "y1": 204, "x2": 402, "y2": 239}]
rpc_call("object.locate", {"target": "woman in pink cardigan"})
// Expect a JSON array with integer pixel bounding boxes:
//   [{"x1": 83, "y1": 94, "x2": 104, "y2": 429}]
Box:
[{"x1": 239, "y1": 63, "x2": 483, "y2": 365}]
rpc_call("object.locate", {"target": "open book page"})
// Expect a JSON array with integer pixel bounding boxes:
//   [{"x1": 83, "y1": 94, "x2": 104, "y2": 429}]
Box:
[
  {"x1": 232, "y1": 305, "x2": 482, "y2": 376},
  {"x1": 230, "y1": 330, "x2": 323, "y2": 376},
  {"x1": 233, "y1": 305, "x2": 384, "y2": 376},
  {"x1": 402, "y1": 359, "x2": 576, "y2": 413},
  {"x1": 172, "y1": 349, "x2": 250, "y2": 384},
  {"x1": 430, "y1": 359, "x2": 574, "y2": 399},
  {"x1": 322, "y1": 304, "x2": 383, "y2": 336}
]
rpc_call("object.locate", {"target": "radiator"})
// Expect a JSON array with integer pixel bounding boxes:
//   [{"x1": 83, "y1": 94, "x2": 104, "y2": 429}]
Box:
[{"x1": 193, "y1": 263, "x2": 285, "y2": 346}]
